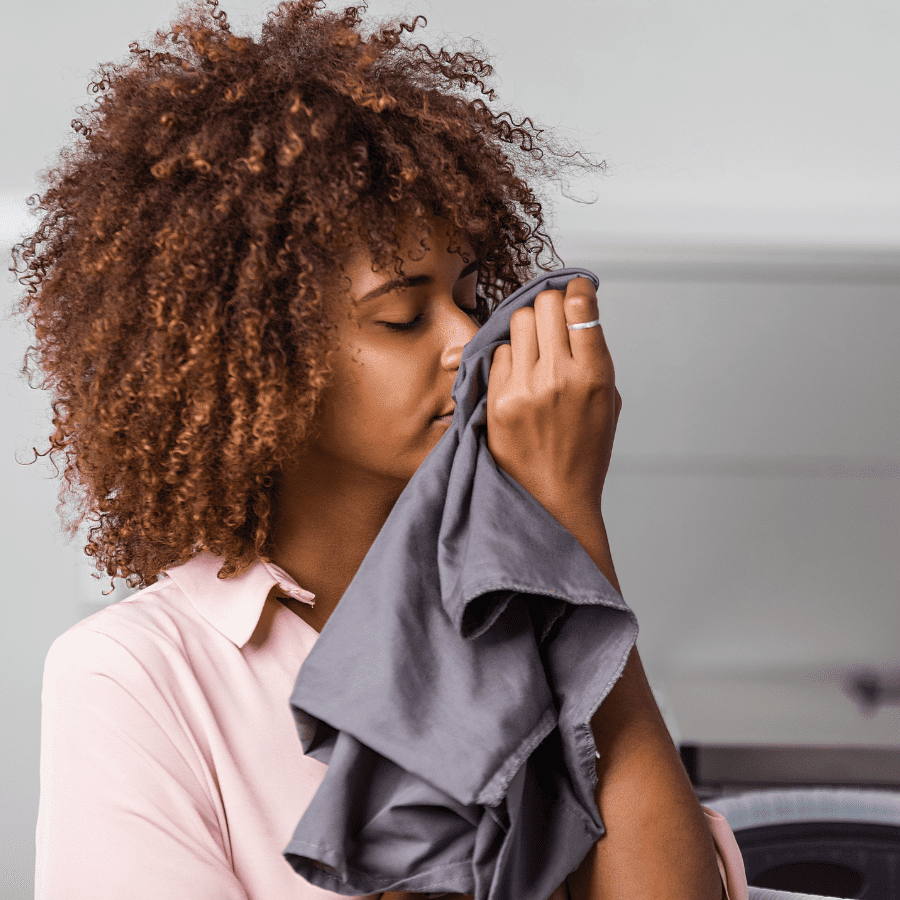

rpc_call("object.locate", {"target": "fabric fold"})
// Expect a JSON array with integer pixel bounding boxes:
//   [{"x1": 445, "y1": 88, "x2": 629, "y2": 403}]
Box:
[{"x1": 285, "y1": 267, "x2": 640, "y2": 900}]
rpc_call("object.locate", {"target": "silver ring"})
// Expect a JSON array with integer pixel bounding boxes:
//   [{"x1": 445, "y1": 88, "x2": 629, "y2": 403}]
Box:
[{"x1": 566, "y1": 317, "x2": 601, "y2": 331}]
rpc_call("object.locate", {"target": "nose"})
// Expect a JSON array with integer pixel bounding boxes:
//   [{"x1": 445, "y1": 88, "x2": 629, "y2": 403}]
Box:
[{"x1": 439, "y1": 299, "x2": 481, "y2": 371}]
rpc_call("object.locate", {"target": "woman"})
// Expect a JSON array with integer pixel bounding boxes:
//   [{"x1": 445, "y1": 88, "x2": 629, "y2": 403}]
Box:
[{"x1": 12, "y1": 1, "x2": 746, "y2": 898}]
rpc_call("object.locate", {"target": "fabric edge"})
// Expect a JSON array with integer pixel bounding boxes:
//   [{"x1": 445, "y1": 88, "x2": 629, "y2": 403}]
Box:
[{"x1": 702, "y1": 806, "x2": 750, "y2": 900}]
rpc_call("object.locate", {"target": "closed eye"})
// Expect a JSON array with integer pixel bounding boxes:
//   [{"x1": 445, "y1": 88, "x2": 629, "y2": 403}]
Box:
[
  {"x1": 381, "y1": 313, "x2": 426, "y2": 332},
  {"x1": 377, "y1": 262, "x2": 480, "y2": 333},
  {"x1": 378, "y1": 304, "x2": 482, "y2": 333}
]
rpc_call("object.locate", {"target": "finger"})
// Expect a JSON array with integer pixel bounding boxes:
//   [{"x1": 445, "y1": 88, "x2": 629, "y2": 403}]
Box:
[
  {"x1": 508, "y1": 304, "x2": 538, "y2": 372},
  {"x1": 532, "y1": 288, "x2": 569, "y2": 363},
  {"x1": 563, "y1": 277, "x2": 608, "y2": 360},
  {"x1": 488, "y1": 341, "x2": 512, "y2": 388}
]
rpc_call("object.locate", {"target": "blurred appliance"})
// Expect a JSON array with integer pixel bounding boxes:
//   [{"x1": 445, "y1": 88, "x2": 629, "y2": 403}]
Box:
[
  {"x1": 704, "y1": 787, "x2": 900, "y2": 898},
  {"x1": 656, "y1": 667, "x2": 900, "y2": 899}
]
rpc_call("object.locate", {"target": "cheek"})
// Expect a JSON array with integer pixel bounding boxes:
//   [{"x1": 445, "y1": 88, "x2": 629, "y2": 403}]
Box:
[
  {"x1": 349, "y1": 345, "x2": 423, "y2": 411},
  {"x1": 324, "y1": 352, "x2": 411, "y2": 442}
]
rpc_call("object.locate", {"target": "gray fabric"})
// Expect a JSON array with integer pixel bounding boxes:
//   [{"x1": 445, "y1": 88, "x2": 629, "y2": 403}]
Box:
[{"x1": 284, "y1": 267, "x2": 639, "y2": 900}]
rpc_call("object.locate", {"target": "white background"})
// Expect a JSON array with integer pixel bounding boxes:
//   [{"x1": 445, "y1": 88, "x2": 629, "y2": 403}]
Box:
[{"x1": 2, "y1": 1, "x2": 899, "y2": 897}]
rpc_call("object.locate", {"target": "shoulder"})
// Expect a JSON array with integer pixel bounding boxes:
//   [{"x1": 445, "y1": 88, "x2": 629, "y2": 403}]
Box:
[
  {"x1": 42, "y1": 576, "x2": 204, "y2": 695},
  {"x1": 39, "y1": 576, "x2": 225, "y2": 785},
  {"x1": 35, "y1": 582, "x2": 251, "y2": 899}
]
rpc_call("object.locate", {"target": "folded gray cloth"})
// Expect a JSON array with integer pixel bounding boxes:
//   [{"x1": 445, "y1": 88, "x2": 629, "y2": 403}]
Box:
[{"x1": 284, "y1": 267, "x2": 639, "y2": 900}]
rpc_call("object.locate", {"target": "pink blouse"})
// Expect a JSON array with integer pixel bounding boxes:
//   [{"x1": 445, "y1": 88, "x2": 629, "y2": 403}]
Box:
[{"x1": 36, "y1": 551, "x2": 748, "y2": 899}]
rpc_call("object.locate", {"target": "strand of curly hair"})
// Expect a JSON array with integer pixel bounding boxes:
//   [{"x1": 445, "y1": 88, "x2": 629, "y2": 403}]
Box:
[{"x1": 9, "y1": 0, "x2": 606, "y2": 589}]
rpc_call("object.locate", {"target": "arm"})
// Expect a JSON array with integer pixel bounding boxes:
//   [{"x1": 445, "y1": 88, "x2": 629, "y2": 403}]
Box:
[
  {"x1": 544, "y1": 504, "x2": 725, "y2": 900},
  {"x1": 485, "y1": 277, "x2": 726, "y2": 900},
  {"x1": 379, "y1": 520, "x2": 728, "y2": 900}
]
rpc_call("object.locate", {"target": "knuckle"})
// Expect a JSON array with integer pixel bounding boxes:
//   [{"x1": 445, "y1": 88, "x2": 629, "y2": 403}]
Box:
[
  {"x1": 536, "y1": 368, "x2": 565, "y2": 402},
  {"x1": 492, "y1": 392, "x2": 526, "y2": 424},
  {"x1": 582, "y1": 364, "x2": 615, "y2": 394}
]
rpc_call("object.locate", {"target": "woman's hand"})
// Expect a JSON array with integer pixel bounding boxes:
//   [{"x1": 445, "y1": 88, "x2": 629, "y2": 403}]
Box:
[{"x1": 486, "y1": 277, "x2": 621, "y2": 525}]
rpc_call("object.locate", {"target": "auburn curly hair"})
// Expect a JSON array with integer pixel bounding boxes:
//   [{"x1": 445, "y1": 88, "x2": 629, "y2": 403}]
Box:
[{"x1": 9, "y1": 0, "x2": 605, "y2": 588}]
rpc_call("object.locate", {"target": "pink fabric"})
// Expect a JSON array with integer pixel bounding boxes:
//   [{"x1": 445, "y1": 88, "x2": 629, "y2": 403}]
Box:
[
  {"x1": 37, "y1": 552, "x2": 748, "y2": 899},
  {"x1": 702, "y1": 807, "x2": 750, "y2": 900}
]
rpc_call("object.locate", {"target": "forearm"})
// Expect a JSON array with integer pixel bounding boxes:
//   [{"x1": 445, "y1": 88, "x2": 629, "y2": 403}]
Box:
[
  {"x1": 544, "y1": 502, "x2": 724, "y2": 900},
  {"x1": 567, "y1": 646, "x2": 724, "y2": 900}
]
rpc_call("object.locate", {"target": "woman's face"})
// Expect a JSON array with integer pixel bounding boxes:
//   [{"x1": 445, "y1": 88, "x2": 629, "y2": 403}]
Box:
[{"x1": 300, "y1": 217, "x2": 482, "y2": 492}]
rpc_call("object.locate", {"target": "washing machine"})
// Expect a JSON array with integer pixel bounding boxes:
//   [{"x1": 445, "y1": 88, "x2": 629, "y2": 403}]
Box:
[
  {"x1": 653, "y1": 669, "x2": 900, "y2": 900},
  {"x1": 703, "y1": 785, "x2": 900, "y2": 899}
]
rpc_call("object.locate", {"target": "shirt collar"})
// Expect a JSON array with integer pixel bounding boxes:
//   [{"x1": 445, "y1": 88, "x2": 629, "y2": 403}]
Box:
[{"x1": 162, "y1": 551, "x2": 316, "y2": 648}]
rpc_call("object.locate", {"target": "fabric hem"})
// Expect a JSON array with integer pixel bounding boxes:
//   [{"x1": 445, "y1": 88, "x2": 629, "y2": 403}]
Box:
[
  {"x1": 475, "y1": 704, "x2": 557, "y2": 807},
  {"x1": 283, "y1": 841, "x2": 474, "y2": 895},
  {"x1": 574, "y1": 618, "x2": 639, "y2": 798}
]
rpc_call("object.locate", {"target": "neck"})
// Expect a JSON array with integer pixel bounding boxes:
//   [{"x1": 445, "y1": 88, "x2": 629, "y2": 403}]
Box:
[{"x1": 269, "y1": 447, "x2": 407, "y2": 632}]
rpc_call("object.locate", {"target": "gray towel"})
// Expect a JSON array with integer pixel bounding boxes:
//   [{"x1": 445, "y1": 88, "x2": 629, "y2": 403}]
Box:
[{"x1": 284, "y1": 267, "x2": 639, "y2": 900}]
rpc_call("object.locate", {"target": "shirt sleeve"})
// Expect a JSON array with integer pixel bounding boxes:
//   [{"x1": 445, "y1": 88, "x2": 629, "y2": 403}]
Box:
[
  {"x1": 702, "y1": 806, "x2": 750, "y2": 900},
  {"x1": 35, "y1": 626, "x2": 251, "y2": 900}
]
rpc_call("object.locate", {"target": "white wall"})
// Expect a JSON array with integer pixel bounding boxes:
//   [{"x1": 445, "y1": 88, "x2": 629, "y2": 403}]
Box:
[
  {"x1": 564, "y1": 254, "x2": 900, "y2": 681},
  {"x1": 3, "y1": 0, "x2": 900, "y2": 243},
  {"x1": 2, "y1": 1, "x2": 898, "y2": 898}
]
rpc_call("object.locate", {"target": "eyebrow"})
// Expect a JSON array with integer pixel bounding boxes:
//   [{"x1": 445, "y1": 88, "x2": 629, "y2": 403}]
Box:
[{"x1": 356, "y1": 258, "x2": 480, "y2": 304}]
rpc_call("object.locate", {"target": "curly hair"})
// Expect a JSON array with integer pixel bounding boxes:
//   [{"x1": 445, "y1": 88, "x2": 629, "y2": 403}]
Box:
[{"x1": 9, "y1": 0, "x2": 605, "y2": 588}]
